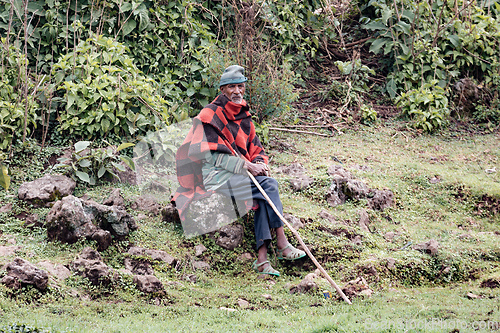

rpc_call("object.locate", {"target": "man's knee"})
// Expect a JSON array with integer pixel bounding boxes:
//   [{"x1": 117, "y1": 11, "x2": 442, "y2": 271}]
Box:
[{"x1": 261, "y1": 177, "x2": 279, "y2": 193}]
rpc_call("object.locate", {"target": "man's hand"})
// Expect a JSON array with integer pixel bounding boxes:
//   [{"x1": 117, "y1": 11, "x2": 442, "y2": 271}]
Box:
[{"x1": 243, "y1": 160, "x2": 269, "y2": 176}]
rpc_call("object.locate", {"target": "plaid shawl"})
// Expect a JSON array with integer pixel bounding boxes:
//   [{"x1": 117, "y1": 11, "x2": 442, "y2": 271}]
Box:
[{"x1": 173, "y1": 94, "x2": 268, "y2": 220}]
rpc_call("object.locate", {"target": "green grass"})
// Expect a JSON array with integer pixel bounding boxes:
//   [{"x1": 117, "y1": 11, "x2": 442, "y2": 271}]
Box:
[{"x1": 0, "y1": 121, "x2": 499, "y2": 332}]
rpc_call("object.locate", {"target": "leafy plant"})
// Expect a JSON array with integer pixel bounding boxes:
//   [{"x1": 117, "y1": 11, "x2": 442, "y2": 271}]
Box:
[
  {"x1": 396, "y1": 80, "x2": 450, "y2": 132},
  {"x1": 360, "y1": 104, "x2": 378, "y2": 125},
  {"x1": 55, "y1": 140, "x2": 135, "y2": 185},
  {"x1": 52, "y1": 34, "x2": 174, "y2": 140}
]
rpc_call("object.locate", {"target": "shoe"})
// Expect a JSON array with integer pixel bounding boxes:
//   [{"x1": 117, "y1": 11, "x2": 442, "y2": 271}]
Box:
[
  {"x1": 252, "y1": 260, "x2": 280, "y2": 276},
  {"x1": 277, "y1": 243, "x2": 306, "y2": 261}
]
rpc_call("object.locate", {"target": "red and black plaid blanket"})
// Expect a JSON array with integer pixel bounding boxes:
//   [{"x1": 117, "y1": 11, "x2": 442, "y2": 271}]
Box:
[{"x1": 172, "y1": 94, "x2": 268, "y2": 220}]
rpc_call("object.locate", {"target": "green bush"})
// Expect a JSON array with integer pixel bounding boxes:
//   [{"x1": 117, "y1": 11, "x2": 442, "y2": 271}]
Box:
[
  {"x1": 52, "y1": 35, "x2": 175, "y2": 139},
  {"x1": 0, "y1": 39, "x2": 38, "y2": 150}
]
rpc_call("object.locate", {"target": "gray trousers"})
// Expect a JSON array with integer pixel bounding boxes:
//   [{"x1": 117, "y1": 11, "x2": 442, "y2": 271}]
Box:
[{"x1": 216, "y1": 174, "x2": 284, "y2": 250}]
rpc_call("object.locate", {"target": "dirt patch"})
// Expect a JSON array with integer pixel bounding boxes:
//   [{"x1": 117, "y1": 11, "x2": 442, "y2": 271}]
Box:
[
  {"x1": 480, "y1": 277, "x2": 500, "y2": 289},
  {"x1": 476, "y1": 194, "x2": 500, "y2": 217}
]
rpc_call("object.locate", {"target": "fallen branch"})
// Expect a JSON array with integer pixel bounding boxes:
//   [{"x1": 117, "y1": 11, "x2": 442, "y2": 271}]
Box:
[{"x1": 269, "y1": 127, "x2": 331, "y2": 137}]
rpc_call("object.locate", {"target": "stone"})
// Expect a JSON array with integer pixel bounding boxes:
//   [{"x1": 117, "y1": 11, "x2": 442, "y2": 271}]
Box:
[
  {"x1": 91, "y1": 229, "x2": 112, "y2": 252},
  {"x1": 412, "y1": 239, "x2": 439, "y2": 256},
  {"x1": 368, "y1": 189, "x2": 394, "y2": 211},
  {"x1": 289, "y1": 174, "x2": 314, "y2": 192},
  {"x1": 351, "y1": 235, "x2": 362, "y2": 246},
  {"x1": 70, "y1": 250, "x2": 111, "y2": 286},
  {"x1": 115, "y1": 161, "x2": 137, "y2": 185},
  {"x1": 36, "y1": 261, "x2": 71, "y2": 281},
  {"x1": 130, "y1": 196, "x2": 162, "y2": 216},
  {"x1": 0, "y1": 246, "x2": 22, "y2": 257},
  {"x1": 384, "y1": 232, "x2": 395, "y2": 241},
  {"x1": 161, "y1": 203, "x2": 181, "y2": 223},
  {"x1": 261, "y1": 294, "x2": 272, "y2": 300},
  {"x1": 215, "y1": 224, "x2": 244, "y2": 250},
  {"x1": 1, "y1": 258, "x2": 49, "y2": 290},
  {"x1": 358, "y1": 209, "x2": 370, "y2": 232},
  {"x1": 239, "y1": 253, "x2": 253, "y2": 261},
  {"x1": 23, "y1": 213, "x2": 41, "y2": 229},
  {"x1": 341, "y1": 277, "x2": 372, "y2": 299},
  {"x1": 45, "y1": 195, "x2": 137, "y2": 250},
  {"x1": 219, "y1": 307, "x2": 237, "y2": 312},
  {"x1": 133, "y1": 275, "x2": 164, "y2": 293},
  {"x1": 290, "y1": 278, "x2": 318, "y2": 294},
  {"x1": 480, "y1": 277, "x2": 500, "y2": 289},
  {"x1": 127, "y1": 247, "x2": 176, "y2": 266},
  {"x1": 318, "y1": 210, "x2": 337, "y2": 224},
  {"x1": 124, "y1": 258, "x2": 154, "y2": 275},
  {"x1": 283, "y1": 213, "x2": 304, "y2": 230},
  {"x1": 466, "y1": 292, "x2": 481, "y2": 299},
  {"x1": 386, "y1": 258, "x2": 396, "y2": 270},
  {"x1": 327, "y1": 165, "x2": 351, "y2": 179},
  {"x1": 103, "y1": 188, "x2": 125, "y2": 207},
  {"x1": 0, "y1": 203, "x2": 12, "y2": 213},
  {"x1": 194, "y1": 244, "x2": 207, "y2": 257},
  {"x1": 345, "y1": 179, "x2": 369, "y2": 200},
  {"x1": 17, "y1": 174, "x2": 76, "y2": 207},
  {"x1": 193, "y1": 261, "x2": 210, "y2": 270},
  {"x1": 237, "y1": 298, "x2": 250, "y2": 309}
]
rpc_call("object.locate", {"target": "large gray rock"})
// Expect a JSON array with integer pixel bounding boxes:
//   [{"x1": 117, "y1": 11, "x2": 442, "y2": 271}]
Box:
[
  {"x1": 17, "y1": 174, "x2": 76, "y2": 207},
  {"x1": 45, "y1": 195, "x2": 137, "y2": 250},
  {"x1": 70, "y1": 247, "x2": 111, "y2": 285},
  {"x1": 368, "y1": 189, "x2": 394, "y2": 211},
  {"x1": 1, "y1": 258, "x2": 49, "y2": 290},
  {"x1": 277, "y1": 163, "x2": 314, "y2": 192}
]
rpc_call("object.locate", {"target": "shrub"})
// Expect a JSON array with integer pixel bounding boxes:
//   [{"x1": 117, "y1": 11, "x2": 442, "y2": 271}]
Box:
[{"x1": 52, "y1": 35, "x2": 175, "y2": 140}]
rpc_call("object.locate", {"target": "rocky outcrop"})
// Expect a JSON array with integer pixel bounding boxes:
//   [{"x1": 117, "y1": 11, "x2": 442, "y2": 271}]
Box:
[
  {"x1": 45, "y1": 195, "x2": 137, "y2": 251},
  {"x1": 133, "y1": 275, "x2": 164, "y2": 293},
  {"x1": 215, "y1": 224, "x2": 244, "y2": 250},
  {"x1": 276, "y1": 163, "x2": 314, "y2": 192},
  {"x1": 17, "y1": 174, "x2": 76, "y2": 207},
  {"x1": 125, "y1": 246, "x2": 176, "y2": 276},
  {"x1": 1, "y1": 258, "x2": 49, "y2": 291}
]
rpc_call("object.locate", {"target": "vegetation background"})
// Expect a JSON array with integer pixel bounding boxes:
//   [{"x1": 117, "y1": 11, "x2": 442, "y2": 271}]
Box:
[{"x1": 0, "y1": 0, "x2": 499, "y2": 332}]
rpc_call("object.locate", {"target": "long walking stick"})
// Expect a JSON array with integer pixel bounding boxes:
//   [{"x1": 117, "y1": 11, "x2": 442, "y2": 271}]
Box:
[{"x1": 246, "y1": 170, "x2": 352, "y2": 305}]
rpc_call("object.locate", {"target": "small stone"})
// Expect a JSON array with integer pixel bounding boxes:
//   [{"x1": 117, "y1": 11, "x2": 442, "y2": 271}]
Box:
[
  {"x1": 384, "y1": 232, "x2": 395, "y2": 241},
  {"x1": 103, "y1": 188, "x2": 125, "y2": 207},
  {"x1": 466, "y1": 292, "x2": 481, "y2": 299},
  {"x1": 239, "y1": 252, "x2": 253, "y2": 261},
  {"x1": 6, "y1": 238, "x2": 16, "y2": 245},
  {"x1": 194, "y1": 244, "x2": 207, "y2": 257},
  {"x1": 219, "y1": 307, "x2": 237, "y2": 312},
  {"x1": 237, "y1": 298, "x2": 250, "y2": 309},
  {"x1": 133, "y1": 275, "x2": 164, "y2": 293},
  {"x1": 193, "y1": 261, "x2": 210, "y2": 270},
  {"x1": 0, "y1": 203, "x2": 12, "y2": 213},
  {"x1": 412, "y1": 239, "x2": 439, "y2": 256},
  {"x1": 386, "y1": 258, "x2": 396, "y2": 270},
  {"x1": 283, "y1": 213, "x2": 304, "y2": 230},
  {"x1": 351, "y1": 235, "x2": 362, "y2": 246},
  {"x1": 262, "y1": 294, "x2": 272, "y2": 300},
  {"x1": 358, "y1": 209, "x2": 370, "y2": 232},
  {"x1": 429, "y1": 176, "x2": 441, "y2": 184},
  {"x1": 0, "y1": 246, "x2": 22, "y2": 257},
  {"x1": 36, "y1": 261, "x2": 71, "y2": 280}
]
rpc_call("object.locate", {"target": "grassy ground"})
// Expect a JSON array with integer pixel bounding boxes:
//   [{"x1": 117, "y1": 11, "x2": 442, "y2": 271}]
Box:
[{"x1": 0, "y1": 121, "x2": 499, "y2": 332}]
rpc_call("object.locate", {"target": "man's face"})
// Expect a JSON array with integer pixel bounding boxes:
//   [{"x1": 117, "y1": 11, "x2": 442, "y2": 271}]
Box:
[{"x1": 221, "y1": 83, "x2": 245, "y2": 104}]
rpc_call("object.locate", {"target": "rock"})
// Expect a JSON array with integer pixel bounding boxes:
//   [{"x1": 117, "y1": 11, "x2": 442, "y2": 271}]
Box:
[
  {"x1": 412, "y1": 239, "x2": 439, "y2": 256},
  {"x1": 278, "y1": 163, "x2": 308, "y2": 176},
  {"x1": 290, "y1": 278, "x2": 318, "y2": 294},
  {"x1": 133, "y1": 275, "x2": 164, "y2": 293},
  {"x1": 115, "y1": 161, "x2": 137, "y2": 185},
  {"x1": 219, "y1": 307, "x2": 237, "y2": 312},
  {"x1": 341, "y1": 277, "x2": 372, "y2": 299},
  {"x1": 103, "y1": 188, "x2": 125, "y2": 207},
  {"x1": 127, "y1": 247, "x2": 176, "y2": 266},
  {"x1": 289, "y1": 174, "x2": 314, "y2": 192},
  {"x1": 36, "y1": 261, "x2": 71, "y2": 281},
  {"x1": 326, "y1": 176, "x2": 368, "y2": 207},
  {"x1": 358, "y1": 209, "x2": 370, "y2": 232},
  {"x1": 134, "y1": 214, "x2": 148, "y2": 221},
  {"x1": 480, "y1": 277, "x2": 500, "y2": 289},
  {"x1": 215, "y1": 224, "x2": 244, "y2": 250},
  {"x1": 1, "y1": 258, "x2": 49, "y2": 290},
  {"x1": 194, "y1": 244, "x2": 207, "y2": 257},
  {"x1": 22, "y1": 213, "x2": 41, "y2": 229},
  {"x1": 239, "y1": 253, "x2": 253, "y2": 261},
  {"x1": 193, "y1": 261, "x2": 210, "y2": 270},
  {"x1": 161, "y1": 203, "x2": 181, "y2": 223},
  {"x1": 70, "y1": 248, "x2": 111, "y2": 286},
  {"x1": 283, "y1": 213, "x2": 304, "y2": 230},
  {"x1": 327, "y1": 165, "x2": 351, "y2": 179},
  {"x1": 130, "y1": 196, "x2": 162, "y2": 216},
  {"x1": 237, "y1": 298, "x2": 250, "y2": 309},
  {"x1": 45, "y1": 195, "x2": 137, "y2": 250},
  {"x1": 429, "y1": 176, "x2": 441, "y2": 184},
  {"x1": 262, "y1": 294, "x2": 272, "y2": 300},
  {"x1": 124, "y1": 258, "x2": 154, "y2": 275},
  {"x1": 368, "y1": 190, "x2": 394, "y2": 211},
  {"x1": 466, "y1": 292, "x2": 481, "y2": 299},
  {"x1": 91, "y1": 229, "x2": 112, "y2": 252},
  {"x1": 384, "y1": 232, "x2": 395, "y2": 241},
  {"x1": 276, "y1": 163, "x2": 313, "y2": 191},
  {"x1": 351, "y1": 235, "x2": 362, "y2": 246},
  {"x1": 0, "y1": 246, "x2": 22, "y2": 257},
  {"x1": 0, "y1": 203, "x2": 12, "y2": 213},
  {"x1": 318, "y1": 210, "x2": 337, "y2": 224},
  {"x1": 17, "y1": 174, "x2": 76, "y2": 207},
  {"x1": 386, "y1": 258, "x2": 396, "y2": 270}
]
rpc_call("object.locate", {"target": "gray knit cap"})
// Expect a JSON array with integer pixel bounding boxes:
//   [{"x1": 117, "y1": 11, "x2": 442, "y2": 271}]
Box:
[{"x1": 219, "y1": 65, "x2": 248, "y2": 87}]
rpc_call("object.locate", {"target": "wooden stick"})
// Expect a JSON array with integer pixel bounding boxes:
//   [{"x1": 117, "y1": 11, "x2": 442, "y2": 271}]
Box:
[
  {"x1": 269, "y1": 127, "x2": 331, "y2": 137},
  {"x1": 246, "y1": 170, "x2": 352, "y2": 304}
]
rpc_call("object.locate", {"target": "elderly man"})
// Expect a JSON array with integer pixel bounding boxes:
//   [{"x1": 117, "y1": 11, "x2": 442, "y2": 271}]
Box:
[{"x1": 173, "y1": 65, "x2": 305, "y2": 276}]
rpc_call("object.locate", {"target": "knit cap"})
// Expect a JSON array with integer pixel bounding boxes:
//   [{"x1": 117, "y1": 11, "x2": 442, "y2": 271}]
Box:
[{"x1": 219, "y1": 65, "x2": 248, "y2": 87}]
